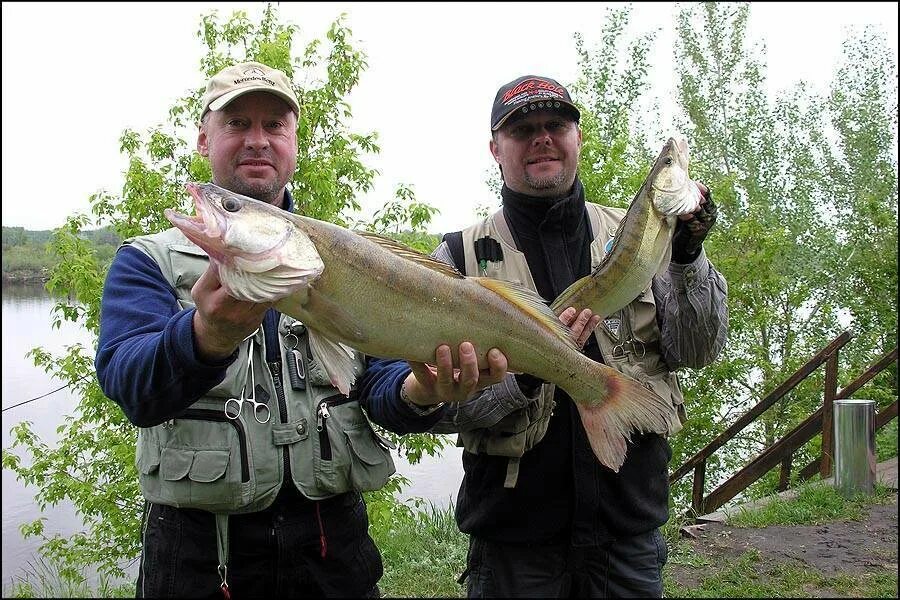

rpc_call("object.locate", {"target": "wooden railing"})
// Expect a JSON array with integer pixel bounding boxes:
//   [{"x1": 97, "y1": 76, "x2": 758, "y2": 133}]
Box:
[{"x1": 670, "y1": 330, "x2": 898, "y2": 520}]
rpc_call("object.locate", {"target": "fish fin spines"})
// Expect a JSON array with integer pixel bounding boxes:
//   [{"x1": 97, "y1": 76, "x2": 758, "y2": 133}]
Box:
[
  {"x1": 474, "y1": 277, "x2": 577, "y2": 349},
  {"x1": 356, "y1": 230, "x2": 465, "y2": 279}
]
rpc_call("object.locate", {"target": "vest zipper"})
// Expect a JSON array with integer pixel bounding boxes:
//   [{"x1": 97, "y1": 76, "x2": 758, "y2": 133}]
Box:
[
  {"x1": 315, "y1": 394, "x2": 358, "y2": 461},
  {"x1": 268, "y1": 360, "x2": 291, "y2": 485},
  {"x1": 176, "y1": 409, "x2": 250, "y2": 483}
]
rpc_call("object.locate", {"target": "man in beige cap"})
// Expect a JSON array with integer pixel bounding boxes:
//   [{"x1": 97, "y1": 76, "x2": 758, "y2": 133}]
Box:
[{"x1": 96, "y1": 61, "x2": 392, "y2": 598}]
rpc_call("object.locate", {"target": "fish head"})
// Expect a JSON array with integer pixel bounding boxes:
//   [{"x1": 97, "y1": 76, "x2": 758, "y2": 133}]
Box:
[
  {"x1": 164, "y1": 182, "x2": 324, "y2": 303},
  {"x1": 648, "y1": 136, "x2": 701, "y2": 216}
]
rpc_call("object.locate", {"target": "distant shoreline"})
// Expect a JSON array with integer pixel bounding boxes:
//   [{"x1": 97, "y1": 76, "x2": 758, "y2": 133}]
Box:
[{"x1": 2, "y1": 269, "x2": 49, "y2": 284}]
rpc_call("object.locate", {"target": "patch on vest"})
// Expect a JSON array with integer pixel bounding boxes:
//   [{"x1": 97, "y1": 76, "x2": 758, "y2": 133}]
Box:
[
  {"x1": 604, "y1": 224, "x2": 618, "y2": 255},
  {"x1": 603, "y1": 317, "x2": 621, "y2": 340}
]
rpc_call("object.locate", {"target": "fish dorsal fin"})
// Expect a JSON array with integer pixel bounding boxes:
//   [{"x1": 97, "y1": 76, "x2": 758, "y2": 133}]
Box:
[
  {"x1": 474, "y1": 277, "x2": 577, "y2": 349},
  {"x1": 356, "y1": 230, "x2": 464, "y2": 279}
]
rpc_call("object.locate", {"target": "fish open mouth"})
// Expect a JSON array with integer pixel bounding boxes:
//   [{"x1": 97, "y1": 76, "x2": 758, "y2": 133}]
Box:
[{"x1": 163, "y1": 184, "x2": 228, "y2": 262}]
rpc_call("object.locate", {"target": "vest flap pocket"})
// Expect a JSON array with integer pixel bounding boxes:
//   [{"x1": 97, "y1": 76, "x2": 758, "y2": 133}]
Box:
[
  {"x1": 136, "y1": 430, "x2": 160, "y2": 475},
  {"x1": 189, "y1": 450, "x2": 230, "y2": 483},
  {"x1": 160, "y1": 447, "x2": 194, "y2": 481},
  {"x1": 345, "y1": 427, "x2": 387, "y2": 466},
  {"x1": 169, "y1": 243, "x2": 208, "y2": 257}
]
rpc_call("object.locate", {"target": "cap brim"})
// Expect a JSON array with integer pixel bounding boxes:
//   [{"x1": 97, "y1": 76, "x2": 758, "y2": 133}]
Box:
[
  {"x1": 208, "y1": 86, "x2": 300, "y2": 115},
  {"x1": 492, "y1": 100, "x2": 580, "y2": 131}
]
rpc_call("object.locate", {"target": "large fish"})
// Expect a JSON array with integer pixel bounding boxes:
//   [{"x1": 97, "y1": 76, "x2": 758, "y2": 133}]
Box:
[
  {"x1": 165, "y1": 183, "x2": 675, "y2": 472},
  {"x1": 550, "y1": 136, "x2": 701, "y2": 317}
]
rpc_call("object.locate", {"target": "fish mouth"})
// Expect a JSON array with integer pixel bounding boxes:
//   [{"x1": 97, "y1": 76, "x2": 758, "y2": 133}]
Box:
[{"x1": 163, "y1": 183, "x2": 228, "y2": 262}]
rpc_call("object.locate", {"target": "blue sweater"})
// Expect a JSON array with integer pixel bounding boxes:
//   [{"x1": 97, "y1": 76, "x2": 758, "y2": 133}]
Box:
[{"x1": 95, "y1": 245, "x2": 282, "y2": 427}]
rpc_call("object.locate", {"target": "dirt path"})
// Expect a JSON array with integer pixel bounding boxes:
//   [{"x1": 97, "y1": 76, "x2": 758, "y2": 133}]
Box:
[{"x1": 667, "y1": 492, "x2": 898, "y2": 593}]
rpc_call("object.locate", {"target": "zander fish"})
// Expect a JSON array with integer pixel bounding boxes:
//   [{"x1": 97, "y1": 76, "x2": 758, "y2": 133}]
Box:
[
  {"x1": 550, "y1": 136, "x2": 701, "y2": 317},
  {"x1": 165, "y1": 183, "x2": 676, "y2": 472}
]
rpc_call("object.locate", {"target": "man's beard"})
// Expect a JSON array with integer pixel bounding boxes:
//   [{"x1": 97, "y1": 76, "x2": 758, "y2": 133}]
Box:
[{"x1": 523, "y1": 169, "x2": 569, "y2": 194}]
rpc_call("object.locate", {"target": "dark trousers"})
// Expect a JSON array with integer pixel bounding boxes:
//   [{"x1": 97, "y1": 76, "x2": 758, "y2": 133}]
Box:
[
  {"x1": 136, "y1": 489, "x2": 382, "y2": 598},
  {"x1": 463, "y1": 529, "x2": 667, "y2": 598}
]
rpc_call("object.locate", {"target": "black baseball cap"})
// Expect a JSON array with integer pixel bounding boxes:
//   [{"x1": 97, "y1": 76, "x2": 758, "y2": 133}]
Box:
[{"x1": 490, "y1": 75, "x2": 580, "y2": 131}]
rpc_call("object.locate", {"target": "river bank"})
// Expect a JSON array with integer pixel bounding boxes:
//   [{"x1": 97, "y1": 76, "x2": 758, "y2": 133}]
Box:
[{"x1": 2, "y1": 269, "x2": 49, "y2": 284}]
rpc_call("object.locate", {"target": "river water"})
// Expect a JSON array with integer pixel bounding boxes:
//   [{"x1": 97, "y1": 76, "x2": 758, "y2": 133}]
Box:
[{"x1": 1, "y1": 282, "x2": 463, "y2": 592}]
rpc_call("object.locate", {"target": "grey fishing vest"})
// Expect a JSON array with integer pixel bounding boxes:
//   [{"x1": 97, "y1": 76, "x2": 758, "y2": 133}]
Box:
[
  {"x1": 458, "y1": 205, "x2": 685, "y2": 484},
  {"x1": 127, "y1": 228, "x2": 395, "y2": 514}
]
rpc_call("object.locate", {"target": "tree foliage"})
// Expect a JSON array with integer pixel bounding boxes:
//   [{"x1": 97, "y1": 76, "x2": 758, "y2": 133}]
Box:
[
  {"x1": 571, "y1": 4, "x2": 659, "y2": 206},
  {"x1": 670, "y1": 1, "x2": 897, "y2": 504},
  {"x1": 2, "y1": 4, "x2": 440, "y2": 586}
]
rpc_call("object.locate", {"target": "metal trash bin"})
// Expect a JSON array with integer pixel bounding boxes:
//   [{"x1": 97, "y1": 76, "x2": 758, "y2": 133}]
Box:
[{"x1": 833, "y1": 399, "x2": 876, "y2": 497}]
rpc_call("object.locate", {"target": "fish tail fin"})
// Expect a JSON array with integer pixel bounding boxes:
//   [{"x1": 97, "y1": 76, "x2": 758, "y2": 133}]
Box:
[{"x1": 566, "y1": 361, "x2": 673, "y2": 472}]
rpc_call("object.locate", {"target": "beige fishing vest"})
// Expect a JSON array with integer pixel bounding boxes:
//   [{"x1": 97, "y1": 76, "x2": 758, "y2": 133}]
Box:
[
  {"x1": 126, "y1": 227, "x2": 395, "y2": 514},
  {"x1": 458, "y1": 205, "x2": 685, "y2": 484}
]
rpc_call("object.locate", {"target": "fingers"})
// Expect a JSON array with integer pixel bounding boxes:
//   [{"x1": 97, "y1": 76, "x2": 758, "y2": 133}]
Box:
[
  {"x1": 559, "y1": 307, "x2": 600, "y2": 349},
  {"x1": 485, "y1": 348, "x2": 508, "y2": 383},
  {"x1": 408, "y1": 342, "x2": 510, "y2": 405}
]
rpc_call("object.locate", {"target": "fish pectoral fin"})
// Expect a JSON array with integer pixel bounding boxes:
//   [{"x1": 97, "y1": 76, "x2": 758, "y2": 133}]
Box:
[
  {"x1": 656, "y1": 240, "x2": 673, "y2": 277},
  {"x1": 307, "y1": 288, "x2": 368, "y2": 344},
  {"x1": 356, "y1": 230, "x2": 465, "y2": 279},
  {"x1": 307, "y1": 329, "x2": 358, "y2": 397},
  {"x1": 474, "y1": 277, "x2": 577, "y2": 349}
]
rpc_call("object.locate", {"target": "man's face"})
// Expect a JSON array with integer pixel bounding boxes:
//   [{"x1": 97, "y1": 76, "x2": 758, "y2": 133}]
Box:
[
  {"x1": 197, "y1": 91, "x2": 298, "y2": 207},
  {"x1": 490, "y1": 110, "x2": 582, "y2": 198}
]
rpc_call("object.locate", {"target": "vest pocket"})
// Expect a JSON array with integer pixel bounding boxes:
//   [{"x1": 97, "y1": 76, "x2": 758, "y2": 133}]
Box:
[
  {"x1": 136, "y1": 410, "x2": 257, "y2": 512},
  {"x1": 313, "y1": 396, "x2": 395, "y2": 494}
]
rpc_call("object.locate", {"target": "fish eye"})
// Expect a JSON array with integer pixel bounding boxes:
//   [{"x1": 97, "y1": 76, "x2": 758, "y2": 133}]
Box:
[{"x1": 222, "y1": 197, "x2": 243, "y2": 212}]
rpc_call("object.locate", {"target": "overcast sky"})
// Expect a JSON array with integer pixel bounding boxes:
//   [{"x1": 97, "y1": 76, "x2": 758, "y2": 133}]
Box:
[{"x1": 2, "y1": 2, "x2": 897, "y2": 233}]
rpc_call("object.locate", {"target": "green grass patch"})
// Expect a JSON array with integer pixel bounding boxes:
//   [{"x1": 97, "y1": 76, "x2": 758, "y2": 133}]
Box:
[
  {"x1": 664, "y1": 549, "x2": 899, "y2": 598},
  {"x1": 3, "y1": 555, "x2": 131, "y2": 598},
  {"x1": 728, "y1": 481, "x2": 895, "y2": 528},
  {"x1": 373, "y1": 500, "x2": 467, "y2": 598}
]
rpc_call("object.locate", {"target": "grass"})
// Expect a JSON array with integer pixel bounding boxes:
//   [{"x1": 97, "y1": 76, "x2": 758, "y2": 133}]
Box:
[
  {"x1": 728, "y1": 481, "x2": 895, "y2": 527},
  {"x1": 373, "y1": 500, "x2": 467, "y2": 598},
  {"x1": 3, "y1": 555, "x2": 131, "y2": 598},
  {"x1": 665, "y1": 549, "x2": 898, "y2": 598},
  {"x1": 663, "y1": 480, "x2": 898, "y2": 598}
]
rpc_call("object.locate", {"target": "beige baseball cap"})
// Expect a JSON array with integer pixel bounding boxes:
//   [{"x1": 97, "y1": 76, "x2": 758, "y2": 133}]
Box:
[{"x1": 201, "y1": 61, "x2": 300, "y2": 116}]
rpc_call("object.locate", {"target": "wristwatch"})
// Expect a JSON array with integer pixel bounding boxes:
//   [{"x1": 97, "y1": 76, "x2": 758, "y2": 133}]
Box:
[{"x1": 400, "y1": 380, "x2": 445, "y2": 416}]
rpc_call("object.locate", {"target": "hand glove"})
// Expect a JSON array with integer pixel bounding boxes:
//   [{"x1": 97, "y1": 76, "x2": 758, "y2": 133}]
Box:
[{"x1": 671, "y1": 187, "x2": 718, "y2": 264}]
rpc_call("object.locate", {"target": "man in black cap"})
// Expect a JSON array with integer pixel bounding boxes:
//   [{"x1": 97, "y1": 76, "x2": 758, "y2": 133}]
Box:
[{"x1": 359, "y1": 74, "x2": 728, "y2": 597}]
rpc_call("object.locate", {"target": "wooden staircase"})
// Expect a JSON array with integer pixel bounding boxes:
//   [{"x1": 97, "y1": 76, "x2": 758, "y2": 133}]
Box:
[{"x1": 670, "y1": 330, "x2": 898, "y2": 521}]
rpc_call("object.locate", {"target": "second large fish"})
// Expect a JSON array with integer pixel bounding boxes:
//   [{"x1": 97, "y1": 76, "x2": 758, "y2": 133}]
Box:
[
  {"x1": 550, "y1": 136, "x2": 701, "y2": 317},
  {"x1": 165, "y1": 183, "x2": 676, "y2": 472}
]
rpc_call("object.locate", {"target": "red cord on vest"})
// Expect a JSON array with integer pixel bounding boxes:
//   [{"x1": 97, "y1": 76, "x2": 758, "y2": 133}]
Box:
[{"x1": 315, "y1": 502, "x2": 328, "y2": 559}]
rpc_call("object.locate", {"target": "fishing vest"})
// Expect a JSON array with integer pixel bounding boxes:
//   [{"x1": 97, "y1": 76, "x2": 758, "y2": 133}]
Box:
[
  {"x1": 127, "y1": 228, "x2": 395, "y2": 514},
  {"x1": 457, "y1": 205, "x2": 685, "y2": 485}
]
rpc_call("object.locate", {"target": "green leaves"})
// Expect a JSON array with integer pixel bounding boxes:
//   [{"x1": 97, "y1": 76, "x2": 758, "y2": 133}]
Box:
[{"x1": 670, "y1": 2, "x2": 897, "y2": 503}]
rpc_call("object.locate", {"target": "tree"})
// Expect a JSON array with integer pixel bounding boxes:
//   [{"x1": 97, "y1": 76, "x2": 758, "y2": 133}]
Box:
[
  {"x1": 2, "y1": 4, "x2": 440, "y2": 586},
  {"x1": 670, "y1": 1, "x2": 898, "y2": 503},
  {"x1": 571, "y1": 4, "x2": 658, "y2": 206}
]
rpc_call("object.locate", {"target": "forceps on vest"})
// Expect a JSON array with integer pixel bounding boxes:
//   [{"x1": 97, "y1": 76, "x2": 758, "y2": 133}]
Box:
[{"x1": 224, "y1": 337, "x2": 271, "y2": 424}]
